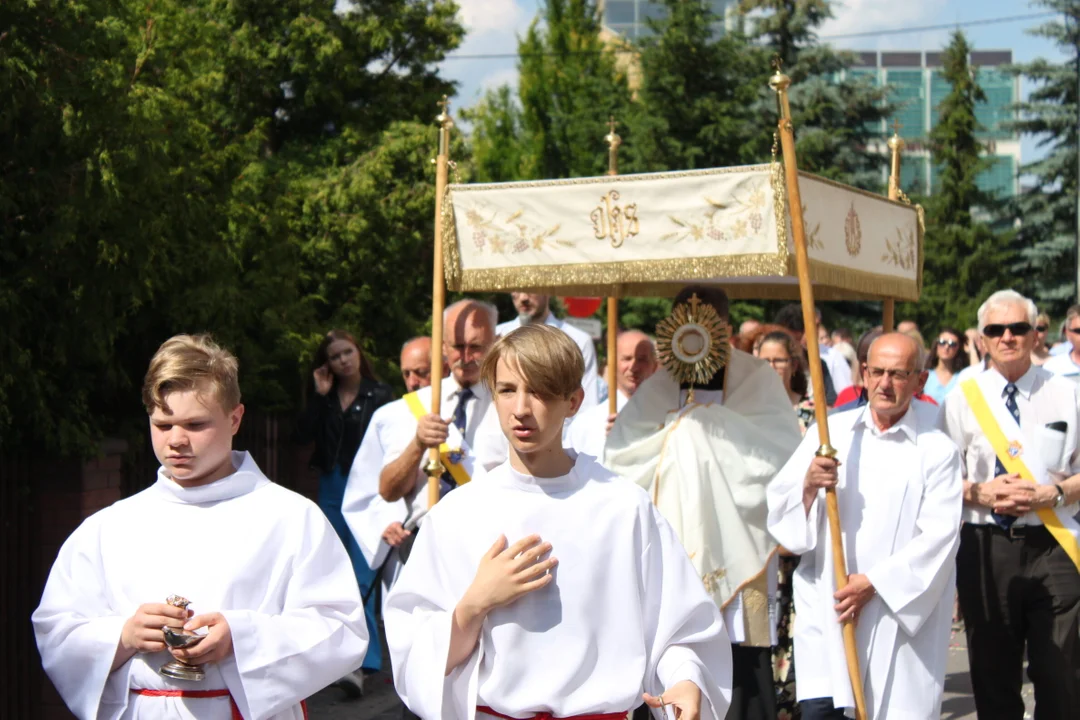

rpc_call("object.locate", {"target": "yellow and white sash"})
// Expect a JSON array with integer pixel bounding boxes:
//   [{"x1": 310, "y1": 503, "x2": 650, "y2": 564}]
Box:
[
  {"x1": 960, "y1": 377, "x2": 1080, "y2": 572},
  {"x1": 403, "y1": 391, "x2": 473, "y2": 487}
]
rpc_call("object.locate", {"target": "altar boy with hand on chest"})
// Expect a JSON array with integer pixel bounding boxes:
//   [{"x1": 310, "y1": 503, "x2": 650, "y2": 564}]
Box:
[{"x1": 385, "y1": 324, "x2": 732, "y2": 720}]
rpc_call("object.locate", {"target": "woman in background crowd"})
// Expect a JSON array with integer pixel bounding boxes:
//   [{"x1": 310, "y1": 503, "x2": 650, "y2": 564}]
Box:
[
  {"x1": 296, "y1": 329, "x2": 394, "y2": 695},
  {"x1": 923, "y1": 327, "x2": 969, "y2": 404}
]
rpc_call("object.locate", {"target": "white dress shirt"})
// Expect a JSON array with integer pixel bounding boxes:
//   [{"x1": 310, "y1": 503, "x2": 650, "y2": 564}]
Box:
[
  {"x1": 821, "y1": 344, "x2": 853, "y2": 393},
  {"x1": 1043, "y1": 351, "x2": 1080, "y2": 380},
  {"x1": 940, "y1": 364, "x2": 1080, "y2": 526},
  {"x1": 379, "y1": 376, "x2": 508, "y2": 528},
  {"x1": 497, "y1": 314, "x2": 600, "y2": 408}
]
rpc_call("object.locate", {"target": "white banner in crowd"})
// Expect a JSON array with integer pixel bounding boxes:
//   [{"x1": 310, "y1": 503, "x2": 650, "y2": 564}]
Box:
[{"x1": 442, "y1": 164, "x2": 923, "y2": 300}]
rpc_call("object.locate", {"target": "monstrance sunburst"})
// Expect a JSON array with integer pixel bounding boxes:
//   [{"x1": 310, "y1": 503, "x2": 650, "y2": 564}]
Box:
[{"x1": 655, "y1": 293, "x2": 731, "y2": 402}]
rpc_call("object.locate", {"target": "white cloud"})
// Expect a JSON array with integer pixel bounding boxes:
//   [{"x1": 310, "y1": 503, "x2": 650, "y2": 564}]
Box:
[
  {"x1": 821, "y1": 0, "x2": 938, "y2": 50},
  {"x1": 456, "y1": 0, "x2": 526, "y2": 36}
]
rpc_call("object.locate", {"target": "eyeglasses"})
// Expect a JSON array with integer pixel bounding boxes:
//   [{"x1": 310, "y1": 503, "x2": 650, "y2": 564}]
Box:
[
  {"x1": 936, "y1": 338, "x2": 958, "y2": 348},
  {"x1": 982, "y1": 322, "x2": 1033, "y2": 338},
  {"x1": 763, "y1": 357, "x2": 791, "y2": 367},
  {"x1": 865, "y1": 366, "x2": 915, "y2": 382},
  {"x1": 1035, "y1": 325, "x2": 1049, "y2": 332}
]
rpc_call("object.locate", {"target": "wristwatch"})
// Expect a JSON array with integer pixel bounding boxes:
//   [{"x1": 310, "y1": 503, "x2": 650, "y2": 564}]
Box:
[{"x1": 1053, "y1": 484, "x2": 1066, "y2": 509}]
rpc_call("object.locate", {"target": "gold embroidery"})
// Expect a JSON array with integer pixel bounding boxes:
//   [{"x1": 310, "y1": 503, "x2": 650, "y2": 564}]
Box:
[
  {"x1": 590, "y1": 190, "x2": 639, "y2": 248},
  {"x1": 702, "y1": 567, "x2": 727, "y2": 595},
  {"x1": 882, "y1": 226, "x2": 916, "y2": 269},
  {"x1": 844, "y1": 201, "x2": 862, "y2": 257},
  {"x1": 462, "y1": 203, "x2": 563, "y2": 256},
  {"x1": 660, "y1": 179, "x2": 769, "y2": 244}
]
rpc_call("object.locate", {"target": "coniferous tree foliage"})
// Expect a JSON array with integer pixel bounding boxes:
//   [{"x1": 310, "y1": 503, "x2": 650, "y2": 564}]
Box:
[
  {"x1": 737, "y1": 0, "x2": 891, "y2": 188},
  {"x1": 900, "y1": 31, "x2": 1013, "y2": 333},
  {"x1": 623, "y1": 0, "x2": 759, "y2": 172},
  {"x1": 1007, "y1": 0, "x2": 1080, "y2": 314}
]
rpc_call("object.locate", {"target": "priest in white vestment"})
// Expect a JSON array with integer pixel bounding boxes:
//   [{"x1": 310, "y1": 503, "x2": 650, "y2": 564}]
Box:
[
  {"x1": 33, "y1": 334, "x2": 367, "y2": 720},
  {"x1": 496, "y1": 291, "x2": 600, "y2": 408},
  {"x1": 605, "y1": 286, "x2": 802, "y2": 720},
  {"x1": 767, "y1": 333, "x2": 963, "y2": 720},
  {"x1": 566, "y1": 329, "x2": 658, "y2": 459},
  {"x1": 386, "y1": 324, "x2": 732, "y2": 720}
]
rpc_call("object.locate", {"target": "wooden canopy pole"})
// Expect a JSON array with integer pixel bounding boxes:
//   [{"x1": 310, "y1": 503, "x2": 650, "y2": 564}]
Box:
[
  {"x1": 883, "y1": 124, "x2": 906, "y2": 333},
  {"x1": 426, "y1": 97, "x2": 454, "y2": 510},
  {"x1": 605, "y1": 117, "x2": 621, "y2": 417},
  {"x1": 770, "y1": 64, "x2": 869, "y2": 719}
]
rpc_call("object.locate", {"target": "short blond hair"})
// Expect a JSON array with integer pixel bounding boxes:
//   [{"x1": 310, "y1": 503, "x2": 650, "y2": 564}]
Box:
[
  {"x1": 481, "y1": 325, "x2": 583, "y2": 399},
  {"x1": 142, "y1": 334, "x2": 241, "y2": 414}
]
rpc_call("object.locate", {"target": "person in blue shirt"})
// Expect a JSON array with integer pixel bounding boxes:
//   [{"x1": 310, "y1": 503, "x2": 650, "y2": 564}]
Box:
[{"x1": 923, "y1": 327, "x2": 969, "y2": 404}]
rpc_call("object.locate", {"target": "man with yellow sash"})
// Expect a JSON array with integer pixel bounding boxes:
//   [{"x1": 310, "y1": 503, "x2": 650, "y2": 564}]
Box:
[
  {"x1": 377, "y1": 300, "x2": 508, "y2": 561},
  {"x1": 940, "y1": 289, "x2": 1080, "y2": 718}
]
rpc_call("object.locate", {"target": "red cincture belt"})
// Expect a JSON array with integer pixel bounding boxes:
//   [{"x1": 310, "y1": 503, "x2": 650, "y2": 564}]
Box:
[
  {"x1": 131, "y1": 689, "x2": 309, "y2": 719},
  {"x1": 477, "y1": 705, "x2": 627, "y2": 720}
]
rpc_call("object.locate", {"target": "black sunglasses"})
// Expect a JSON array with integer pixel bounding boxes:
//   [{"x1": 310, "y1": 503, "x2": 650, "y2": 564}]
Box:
[
  {"x1": 983, "y1": 322, "x2": 1033, "y2": 338},
  {"x1": 1035, "y1": 325, "x2": 1049, "y2": 332},
  {"x1": 936, "y1": 338, "x2": 958, "y2": 348}
]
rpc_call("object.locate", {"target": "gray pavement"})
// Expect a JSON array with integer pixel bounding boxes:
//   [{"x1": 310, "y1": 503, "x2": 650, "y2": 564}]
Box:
[{"x1": 308, "y1": 621, "x2": 1035, "y2": 719}]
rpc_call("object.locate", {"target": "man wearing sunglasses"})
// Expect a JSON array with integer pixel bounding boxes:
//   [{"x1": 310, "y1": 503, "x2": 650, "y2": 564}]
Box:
[
  {"x1": 940, "y1": 290, "x2": 1080, "y2": 718},
  {"x1": 1042, "y1": 305, "x2": 1080, "y2": 380}
]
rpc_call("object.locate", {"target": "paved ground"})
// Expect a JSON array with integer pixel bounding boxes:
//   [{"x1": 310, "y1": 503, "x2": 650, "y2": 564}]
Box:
[{"x1": 308, "y1": 621, "x2": 1036, "y2": 719}]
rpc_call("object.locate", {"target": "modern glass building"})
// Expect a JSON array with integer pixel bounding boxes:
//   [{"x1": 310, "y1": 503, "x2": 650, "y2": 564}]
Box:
[
  {"x1": 600, "y1": 0, "x2": 738, "y2": 39},
  {"x1": 846, "y1": 50, "x2": 1020, "y2": 199}
]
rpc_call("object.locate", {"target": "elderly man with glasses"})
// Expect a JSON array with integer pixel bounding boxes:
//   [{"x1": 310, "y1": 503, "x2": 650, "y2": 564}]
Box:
[
  {"x1": 768, "y1": 332, "x2": 963, "y2": 719},
  {"x1": 940, "y1": 289, "x2": 1080, "y2": 719}
]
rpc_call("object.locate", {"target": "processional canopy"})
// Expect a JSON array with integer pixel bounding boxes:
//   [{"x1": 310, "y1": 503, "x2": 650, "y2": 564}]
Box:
[{"x1": 441, "y1": 165, "x2": 923, "y2": 301}]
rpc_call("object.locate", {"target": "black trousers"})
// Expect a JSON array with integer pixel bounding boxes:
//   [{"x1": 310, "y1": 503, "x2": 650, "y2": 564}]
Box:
[
  {"x1": 956, "y1": 523, "x2": 1080, "y2": 720},
  {"x1": 630, "y1": 645, "x2": 776, "y2": 720},
  {"x1": 798, "y1": 697, "x2": 846, "y2": 720}
]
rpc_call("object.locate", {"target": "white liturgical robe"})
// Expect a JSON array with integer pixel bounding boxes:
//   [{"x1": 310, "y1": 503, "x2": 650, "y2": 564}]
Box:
[
  {"x1": 343, "y1": 398, "x2": 410, "y2": 572},
  {"x1": 767, "y1": 406, "x2": 963, "y2": 719},
  {"x1": 32, "y1": 452, "x2": 369, "y2": 720},
  {"x1": 566, "y1": 390, "x2": 627, "y2": 459},
  {"x1": 605, "y1": 349, "x2": 802, "y2": 644},
  {"x1": 384, "y1": 453, "x2": 733, "y2": 720}
]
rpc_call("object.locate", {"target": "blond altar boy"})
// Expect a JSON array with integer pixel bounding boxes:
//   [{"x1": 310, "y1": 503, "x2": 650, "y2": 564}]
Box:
[
  {"x1": 385, "y1": 325, "x2": 732, "y2": 720},
  {"x1": 33, "y1": 335, "x2": 368, "y2": 720}
]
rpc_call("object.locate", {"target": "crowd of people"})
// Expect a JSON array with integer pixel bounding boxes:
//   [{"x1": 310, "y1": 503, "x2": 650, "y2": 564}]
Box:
[{"x1": 29, "y1": 287, "x2": 1080, "y2": 720}]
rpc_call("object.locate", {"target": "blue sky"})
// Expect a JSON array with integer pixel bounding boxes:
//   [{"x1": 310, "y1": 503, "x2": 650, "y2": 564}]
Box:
[{"x1": 439, "y1": 0, "x2": 1071, "y2": 163}]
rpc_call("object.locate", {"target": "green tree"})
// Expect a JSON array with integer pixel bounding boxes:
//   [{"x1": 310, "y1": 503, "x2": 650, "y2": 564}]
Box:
[
  {"x1": 624, "y1": 0, "x2": 760, "y2": 172},
  {"x1": 1007, "y1": 0, "x2": 1080, "y2": 314},
  {"x1": 467, "y1": 0, "x2": 633, "y2": 181},
  {"x1": 1, "y1": 0, "x2": 465, "y2": 454},
  {"x1": 899, "y1": 31, "x2": 1013, "y2": 331},
  {"x1": 737, "y1": 0, "x2": 891, "y2": 188}
]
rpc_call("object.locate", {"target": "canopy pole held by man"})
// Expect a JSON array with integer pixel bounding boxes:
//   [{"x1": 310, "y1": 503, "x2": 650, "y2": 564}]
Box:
[
  {"x1": 427, "y1": 97, "x2": 454, "y2": 509},
  {"x1": 770, "y1": 61, "x2": 870, "y2": 720},
  {"x1": 883, "y1": 123, "x2": 906, "y2": 333},
  {"x1": 605, "y1": 117, "x2": 621, "y2": 417}
]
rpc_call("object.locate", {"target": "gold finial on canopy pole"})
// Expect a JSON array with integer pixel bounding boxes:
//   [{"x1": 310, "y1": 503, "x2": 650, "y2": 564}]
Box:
[
  {"x1": 604, "y1": 115, "x2": 621, "y2": 416},
  {"x1": 605, "y1": 116, "x2": 621, "y2": 177},
  {"x1": 427, "y1": 96, "x2": 454, "y2": 509},
  {"x1": 770, "y1": 61, "x2": 870, "y2": 720},
  {"x1": 883, "y1": 119, "x2": 905, "y2": 332}
]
